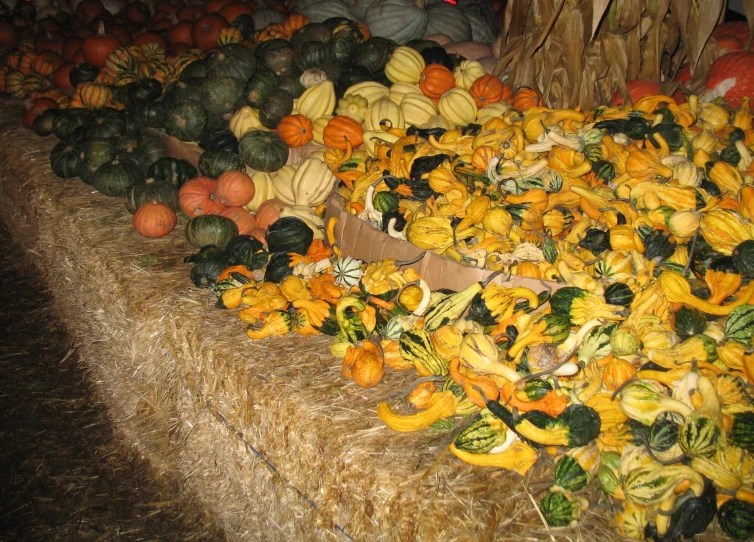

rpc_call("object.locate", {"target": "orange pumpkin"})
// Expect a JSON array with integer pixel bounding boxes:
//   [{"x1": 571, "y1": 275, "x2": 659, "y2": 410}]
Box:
[
  {"x1": 168, "y1": 20, "x2": 195, "y2": 46},
  {"x1": 220, "y1": 207, "x2": 257, "y2": 235},
  {"x1": 277, "y1": 114, "x2": 314, "y2": 147},
  {"x1": 22, "y1": 97, "x2": 58, "y2": 129},
  {"x1": 133, "y1": 201, "x2": 177, "y2": 238},
  {"x1": 323, "y1": 115, "x2": 363, "y2": 150},
  {"x1": 257, "y1": 23, "x2": 286, "y2": 41},
  {"x1": 82, "y1": 21, "x2": 122, "y2": 68},
  {"x1": 219, "y1": 2, "x2": 253, "y2": 24},
  {"x1": 177, "y1": 5, "x2": 205, "y2": 21},
  {"x1": 283, "y1": 14, "x2": 309, "y2": 37},
  {"x1": 254, "y1": 198, "x2": 285, "y2": 231},
  {"x1": 248, "y1": 227, "x2": 266, "y2": 244},
  {"x1": 216, "y1": 170, "x2": 256, "y2": 207},
  {"x1": 126, "y1": 2, "x2": 150, "y2": 24},
  {"x1": 469, "y1": 74, "x2": 510, "y2": 107},
  {"x1": 178, "y1": 177, "x2": 227, "y2": 216},
  {"x1": 511, "y1": 86, "x2": 543, "y2": 111},
  {"x1": 602, "y1": 356, "x2": 637, "y2": 391},
  {"x1": 0, "y1": 21, "x2": 20, "y2": 48},
  {"x1": 191, "y1": 13, "x2": 228, "y2": 51},
  {"x1": 419, "y1": 64, "x2": 455, "y2": 100}
]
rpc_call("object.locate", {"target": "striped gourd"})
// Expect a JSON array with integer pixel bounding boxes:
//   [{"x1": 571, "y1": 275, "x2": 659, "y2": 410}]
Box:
[
  {"x1": 79, "y1": 83, "x2": 111, "y2": 109},
  {"x1": 5, "y1": 71, "x2": 25, "y2": 98},
  {"x1": 399, "y1": 329, "x2": 449, "y2": 376},
  {"x1": 18, "y1": 51, "x2": 36, "y2": 74},
  {"x1": 22, "y1": 74, "x2": 48, "y2": 94},
  {"x1": 454, "y1": 410, "x2": 509, "y2": 453},
  {"x1": 730, "y1": 412, "x2": 754, "y2": 451},
  {"x1": 679, "y1": 416, "x2": 724, "y2": 457},
  {"x1": 105, "y1": 48, "x2": 138, "y2": 76},
  {"x1": 725, "y1": 305, "x2": 754, "y2": 345},
  {"x1": 423, "y1": 282, "x2": 485, "y2": 332}
]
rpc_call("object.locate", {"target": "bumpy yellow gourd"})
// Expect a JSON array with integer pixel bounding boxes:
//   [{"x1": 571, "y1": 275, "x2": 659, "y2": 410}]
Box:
[{"x1": 336, "y1": 94, "x2": 368, "y2": 123}]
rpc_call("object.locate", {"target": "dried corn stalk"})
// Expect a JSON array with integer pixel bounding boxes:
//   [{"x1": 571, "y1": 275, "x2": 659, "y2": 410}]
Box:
[{"x1": 495, "y1": 0, "x2": 730, "y2": 108}]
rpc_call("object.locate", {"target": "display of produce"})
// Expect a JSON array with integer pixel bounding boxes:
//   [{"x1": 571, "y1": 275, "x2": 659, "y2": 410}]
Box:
[{"x1": 5, "y1": 0, "x2": 754, "y2": 539}]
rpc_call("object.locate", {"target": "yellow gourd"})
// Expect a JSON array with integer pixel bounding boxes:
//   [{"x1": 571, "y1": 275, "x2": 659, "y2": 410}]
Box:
[
  {"x1": 400, "y1": 93, "x2": 437, "y2": 127},
  {"x1": 243, "y1": 171, "x2": 275, "y2": 212},
  {"x1": 311, "y1": 115, "x2": 333, "y2": 145},
  {"x1": 335, "y1": 94, "x2": 368, "y2": 123},
  {"x1": 453, "y1": 59, "x2": 485, "y2": 90},
  {"x1": 229, "y1": 106, "x2": 265, "y2": 139},
  {"x1": 365, "y1": 97, "x2": 405, "y2": 132},
  {"x1": 438, "y1": 87, "x2": 478, "y2": 127},
  {"x1": 389, "y1": 81, "x2": 422, "y2": 105},
  {"x1": 297, "y1": 80, "x2": 336, "y2": 120},
  {"x1": 344, "y1": 80, "x2": 390, "y2": 106}
]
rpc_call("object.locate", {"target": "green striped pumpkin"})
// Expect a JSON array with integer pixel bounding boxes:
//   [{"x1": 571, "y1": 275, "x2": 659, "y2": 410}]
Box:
[
  {"x1": 730, "y1": 411, "x2": 754, "y2": 451},
  {"x1": 399, "y1": 329, "x2": 449, "y2": 376},
  {"x1": 454, "y1": 411, "x2": 509, "y2": 454},
  {"x1": 679, "y1": 416, "x2": 723, "y2": 457},
  {"x1": 725, "y1": 305, "x2": 754, "y2": 345}
]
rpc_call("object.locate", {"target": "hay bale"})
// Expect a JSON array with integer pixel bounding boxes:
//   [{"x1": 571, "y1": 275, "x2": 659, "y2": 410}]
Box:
[{"x1": 0, "y1": 105, "x2": 722, "y2": 541}]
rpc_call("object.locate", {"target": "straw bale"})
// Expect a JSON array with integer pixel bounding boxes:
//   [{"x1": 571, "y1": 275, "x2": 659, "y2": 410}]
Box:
[{"x1": 0, "y1": 104, "x2": 728, "y2": 541}]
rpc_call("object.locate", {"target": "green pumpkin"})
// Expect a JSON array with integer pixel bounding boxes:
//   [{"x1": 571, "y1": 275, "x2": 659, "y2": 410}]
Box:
[
  {"x1": 673, "y1": 306, "x2": 708, "y2": 340},
  {"x1": 292, "y1": 41, "x2": 334, "y2": 73},
  {"x1": 244, "y1": 70, "x2": 279, "y2": 108},
  {"x1": 289, "y1": 23, "x2": 332, "y2": 49},
  {"x1": 353, "y1": 38, "x2": 395, "y2": 73},
  {"x1": 678, "y1": 416, "x2": 723, "y2": 457},
  {"x1": 197, "y1": 149, "x2": 244, "y2": 178},
  {"x1": 259, "y1": 88, "x2": 293, "y2": 129},
  {"x1": 165, "y1": 100, "x2": 207, "y2": 142},
  {"x1": 373, "y1": 191, "x2": 399, "y2": 214},
  {"x1": 648, "y1": 418, "x2": 679, "y2": 452},
  {"x1": 330, "y1": 22, "x2": 360, "y2": 66},
  {"x1": 454, "y1": 412, "x2": 508, "y2": 454},
  {"x1": 76, "y1": 139, "x2": 116, "y2": 185},
  {"x1": 719, "y1": 499, "x2": 754, "y2": 540},
  {"x1": 540, "y1": 489, "x2": 578, "y2": 527},
  {"x1": 239, "y1": 130, "x2": 288, "y2": 172},
  {"x1": 127, "y1": 78, "x2": 163, "y2": 106},
  {"x1": 263, "y1": 252, "x2": 294, "y2": 283},
  {"x1": 206, "y1": 44, "x2": 256, "y2": 81},
  {"x1": 165, "y1": 79, "x2": 203, "y2": 105},
  {"x1": 125, "y1": 177, "x2": 179, "y2": 214},
  {"x1": 265, "y1": 217, "x2": 314, "y2": 255},
  {"x1": 134, "y1": 100, "x2": 167, "y2": 129},
  {"x1": 261, "y1": 46, "x2": 294, "y2": 77},
  {"x1": 733, "y1": 240, "x2": 754, "y2": 278},
  {"x1": 255, "y1": 38, "x2": 290, "y2": 63},
  {"x1": 201, "y1": 76, "x2": 243, "y2": 117},
  {"x1": 85, "y1": 109, "x2": 127, "y2": 139},
  {"x1": 188, "y1": 245, "x2": 235, "y2": 288},
  {"x1": 138, "y1": 132, "x2": 170, "y2": 172},
  {"x1": 185, "y1": 214, "x2": 239, "y2": 249},
  {"x1": 179, "y1": 58, "x2": 207, "y2": 81},
  {"x1": 52, "y1": 109, "x2": 90, "y2": 141},
  {"x1": 147, "y1": 157, "x2": 197, "y2": 188},
  {"x1": 113, "y1": 137, "x2": 142, "y2": 166},
  {"x1": 93, "y1": 159, "x2": 144, "y2": 197},
  {"x1": 231, "y1": 14, "x2": 255, "y2": 39},
  {"x1": 603, "y1": 282, "x2": 634, "y2": 307},
  {"x1": 32, "y1": 109, "x2": 58, "y2": 137},
  {"x1": 552, "y1": 455, "x2": 588, "y2": 492},
  {"x1": 725, "y1": 305, "x2": 754, "y2": 345},
  {"x1": 278, "y1": 75, "x2": 306, "y2": 98},
  {"x1": 49, "y1": 141, "x2": 81, "y2": 179}
]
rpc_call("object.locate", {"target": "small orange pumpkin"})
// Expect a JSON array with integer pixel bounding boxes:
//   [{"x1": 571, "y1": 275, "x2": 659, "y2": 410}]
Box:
[
  {"x1": 216, "y1": 170, "x2": 256, "y2": 207},
  {"x1": 283, "y1": 13, "x2": 309, "y2": 37},
  {"x1": 277, "y1": 114, "x2": 314, "y2": 147},
  {"x1": 419, "y1": 64, "x2": 456, "y2": 100},
  {"x1": 133, "y1": 201, "x2": 178, "y2": 238},
  {"x1": 469, "y1": 74, "x2": 511, "y2": 107},
  {"x1": 511, "y1": 86, "x2": 543, "y2": 111},
  {"x1": 323, "y1": 115, "x2": 363, "y2": 150},
  {"x1": 220, "y1": 207, "x2": 257, "y2": 235},
  {"x1": 178, "y1": 177, "x2": 227, "y2": 216},
  {"x1": 602, "y1": 356, "x2": 637, "y2": 391},
  {"x1": 254, "y1": 198, "x2": 285, "y2": 231},
  {"x1": 78, "y1": 82, "x2": 111, "y2": 109}
]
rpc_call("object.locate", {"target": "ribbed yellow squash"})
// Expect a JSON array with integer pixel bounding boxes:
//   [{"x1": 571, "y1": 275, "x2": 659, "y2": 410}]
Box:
[
  {"x1": 271, "y1": 165, "x2": 298, "y2": 205},
  {"x1": 297, "y1": 80, "x2": 336, "y2": 120},
  {"x1": 344, "y1": 81, "x2": 390, "y2": 106},
  {"x1": 389, "y1": 81, "x2": 422, "y2": 105},
  {"x1": 229, "y1": 106, "x2": 266, "y2": 140},
  {"x1": 289, "y1": 157, "x2": 337, "y2": 207},
  {"x1": 439, "y1": 87, "x2": 478, "y2": 126},
  {"x1": 475, "y1": 102, "x2": 509, "y2": 125},
  {"x1": 454, "y1": 59, "x2": 485, "y2": 89},
  {"x1": 385, "y1": 46, "x2": 425, "y2": 84},
  {"x1": 311, "y1": 115, "x2": 334, "y2": 145},
  {"x1": 365, "y1": 97, "x2": 405, "y2": 132},
  {"x1": 243, "y1": 171, "x2": 275, "y2": 212},
  {"x1": 400, "y1": 93, "x2": 437, "y2": 127},
  {"x1": 279, "y1": 205, "x2": 325, "y2": 239}
]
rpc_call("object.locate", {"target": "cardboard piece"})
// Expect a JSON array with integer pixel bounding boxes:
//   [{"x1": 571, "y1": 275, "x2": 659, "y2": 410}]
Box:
[
  {"x1": 324, "y1": 196, "x2": 562, "y2": 295},
  {"x1": 146, "y1": 128, "x2": 203, "y2": 168}
]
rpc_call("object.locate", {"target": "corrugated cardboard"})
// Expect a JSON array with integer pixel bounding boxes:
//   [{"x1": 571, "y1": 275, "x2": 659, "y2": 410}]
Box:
[{"x1": 324, "y1": 196, "x2": 562, "y2": 294}]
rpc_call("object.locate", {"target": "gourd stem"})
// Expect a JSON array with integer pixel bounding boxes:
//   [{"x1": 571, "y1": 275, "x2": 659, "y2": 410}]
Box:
[
  {"x1": 682, "y1": 228, "x2": 700, "y2": 278},
  {"x1": 642, "y1": 435, "x2": 688, "y2": 466},
  {"x1": 452, "y1": 225, "x2": 480, "y2": 267},
  {"x1": 395, "y1": 252, "x2": 426, "y2": 267},
  {"x1": 481, "y1": 268, "x2": 507, "y2": 287},
  {"x1": 611, "y1": 375, "x2": 639, "y2": 401},
  {"x1": 515, "y1": 358, "x2": 571, "y2": 389}
]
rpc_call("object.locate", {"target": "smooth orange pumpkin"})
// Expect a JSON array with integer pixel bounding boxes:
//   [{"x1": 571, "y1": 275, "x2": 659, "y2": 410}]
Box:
[
  {"x1": 62, "y1": 37, "x2": 83, "y2": 61},
  {"x1": 610, "y1": 79, "x2": 662, "y2": 106},
  {"x1": 82, "y1": 21, "x2": 121, "y2": 68},
  {"x1": 469, "y1": 74, "x2": 510, "y2": 107},
  {"x1": 323, "y1": 115, "x2": 363, "y2": 150},
  {"x1": 22, "y1": 97, "x2": 58, "y2": 129},
  {"x1": 178, "y1": 177, "x2": 227, "y2": 216},
  {"x1": 254, "y1": 198, "x2": 285, "y2": 231},
  {"x1": 206, "y1": 0, "x2": 233, "y2": 13},
  {"x1": 191, "y1": 14, "x2": 228, "y2": 51},
  {"x1": 277, "y1": 114, "x2": 314, "y2": 148},
  {"x1": 75, "y1": 0, "x2": 106, "y2": 26},
  {"x1": 133, "y1": 201, "x2": 178, "y2": 238},
  {"x1": 248, "y1": 227, "x2": 266, "y2": 244},
  {"x1": 126, "y1": 2, "x2": 150, "y2": 25},
  {"x1": 133, "y1": 31, "x2": 167, "y2": 49},
  {"x1": 283, "y1": 13, "x2": 309, "y2": 36},
  {"x1": 0, "y1": 21, "x2": 20, "y2": 48},
  {"x1": 168, "y1": 19, "x2": 194, "y2": 46},
  {"x1": 511, "y1": 86, "x2": 543, "y2": 111},
  {"x1": 52, "y1": 62, "x2": 75, "y2": 90},
  {"x1": 419, "y1": 64, "x2": 455, "y2": 99},
  {"x1": 220, "y1": 207, "x2": 257, "y2": 235},
  {"x1": 177, "y1": 5, "x2": 205, "y2": 22},
  {"x1": 216, "y1": 170, "x2": 256, "y2": 207},
  {"x1": 219, "y1": 2, "x2": 253, "y2": 24}
]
